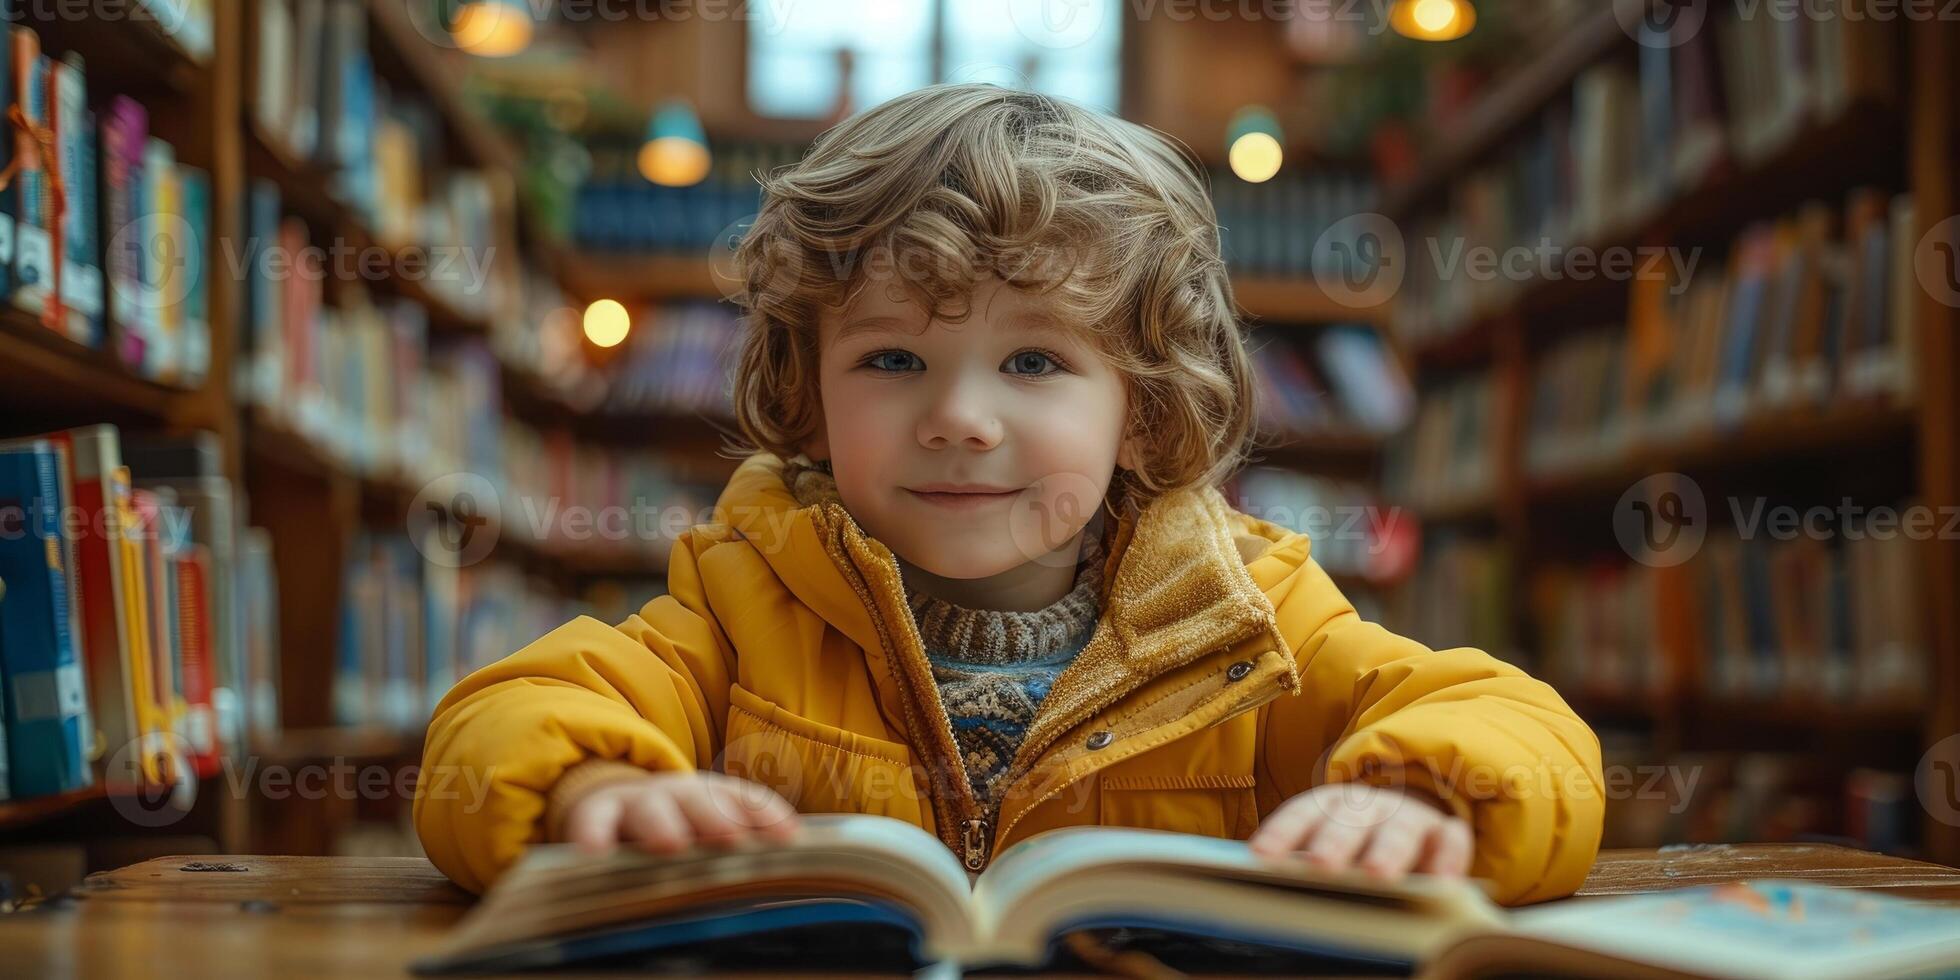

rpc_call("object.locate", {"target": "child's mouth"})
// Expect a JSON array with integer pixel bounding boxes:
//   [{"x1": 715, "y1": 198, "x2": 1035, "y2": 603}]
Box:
[{"x1": 905, "y1": 488, "x2": 1022, "y2": 510}]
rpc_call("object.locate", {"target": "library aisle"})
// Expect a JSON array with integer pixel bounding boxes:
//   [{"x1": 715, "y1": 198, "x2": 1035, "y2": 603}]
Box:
[{"x1": 0, "y1": 0, "x2": 1956, "y2": 909}]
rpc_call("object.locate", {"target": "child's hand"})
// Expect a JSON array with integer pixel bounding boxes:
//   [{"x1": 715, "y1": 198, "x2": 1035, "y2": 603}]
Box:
[
  {"x1": 559, "y1": 771, "x2": 801, "y2": 856},
  {"x1": 1248, "y1": 782, "x2": 1473, "y2": 881}
]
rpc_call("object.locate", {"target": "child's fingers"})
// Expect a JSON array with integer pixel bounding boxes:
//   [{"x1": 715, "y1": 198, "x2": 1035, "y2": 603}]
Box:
[
  {"x1": 1300, "y1": 813, "x2": 1371, "y2": 870},
  {"x1": 1414, "y1": 818, "x2": 1474, "y2": 876},
  {"x1": 1355, "y1": 816, "x2": 1429, "y2": 880},
  {"x1": 718, "y1": 781, "x2": 800, "y2": 840},
  {"x1": 565, "y1": 791, "x2": 626, "y2": 854},
  {"x1": 620, "y1": 791, "x2": 693, "y2": 854},
  {"x1": 1247, "y1": 797, "x2": 1324, "y2": 857},
  {"x1": 671, "y1": 781, "x2": 752, "y2": 846}
]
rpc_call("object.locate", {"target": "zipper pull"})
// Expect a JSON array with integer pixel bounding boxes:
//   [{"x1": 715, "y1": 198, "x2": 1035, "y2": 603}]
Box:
[{"x1": 961, "y1": 819, "x2": 992, "y2": 871}]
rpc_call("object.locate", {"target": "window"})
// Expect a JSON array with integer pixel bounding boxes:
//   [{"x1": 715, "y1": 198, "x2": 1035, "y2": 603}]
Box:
[{"x1": 748, "y1": 0, "x2": 1122, "y2": 119}]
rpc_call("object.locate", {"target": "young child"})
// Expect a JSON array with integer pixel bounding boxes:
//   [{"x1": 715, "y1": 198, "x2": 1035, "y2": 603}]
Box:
[{"x1": 414, "y1": 83, "x2": 1603, "y2": 906}]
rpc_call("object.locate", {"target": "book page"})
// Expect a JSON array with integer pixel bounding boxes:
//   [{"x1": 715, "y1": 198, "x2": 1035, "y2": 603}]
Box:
[
  {"x1": 1509, "y1": 880, "x2": 1960, "y2": 978},
  {"x1": 971, "y1": 826, "x2": 1496, "y2": 937}
]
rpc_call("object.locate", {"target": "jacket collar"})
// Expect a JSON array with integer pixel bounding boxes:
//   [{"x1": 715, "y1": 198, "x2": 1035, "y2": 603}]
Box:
[{"x1": 712, "y1": 453, "x2": 1300, "y2": 746}]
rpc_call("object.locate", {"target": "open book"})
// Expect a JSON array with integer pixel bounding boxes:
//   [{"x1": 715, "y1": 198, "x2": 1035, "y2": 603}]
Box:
[{"x1": 413, "y1": 814, "x2": 1960, "y2": 977}]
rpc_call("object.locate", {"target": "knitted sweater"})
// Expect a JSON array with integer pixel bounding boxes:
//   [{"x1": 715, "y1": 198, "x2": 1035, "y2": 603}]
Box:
[{"x1": 902, "y1": 533, "x2": 1105, "y2": 816}]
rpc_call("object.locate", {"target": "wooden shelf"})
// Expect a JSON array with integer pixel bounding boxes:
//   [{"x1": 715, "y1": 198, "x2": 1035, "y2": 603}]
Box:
[
  {"x1": 1234, "y1": 277, "x2": 1390, "y2": 325},
  {"x1": 1380, "y1": 4, "x2": 1628, "y2": 221},
  {"x1": 0, "y1": 309, "x2": 188, "y2": 424},
  {"x1": 256, "y1": 727, "x2": 424, "y2": 763},
  {"x1": 0, "y1": 784, "x2": 107, "y2": 832},
  {"x1": 1523, "y1": 402, "x2": 1918, "y2": 505},
  {"x1": 1401, "y1": 108, "x2": 1902, "y2": 367},
  {"x1": 23, "y1": 3, "x2": 208, "y2": 99}
]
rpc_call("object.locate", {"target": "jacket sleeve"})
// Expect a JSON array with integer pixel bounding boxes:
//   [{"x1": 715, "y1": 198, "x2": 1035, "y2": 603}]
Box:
[
  {"x1": 1251, "y1": 542, "x2": 1604, "y2": 906},
  {"x1": 412, "y1": 527, "x2": 737, "y2": 894}
]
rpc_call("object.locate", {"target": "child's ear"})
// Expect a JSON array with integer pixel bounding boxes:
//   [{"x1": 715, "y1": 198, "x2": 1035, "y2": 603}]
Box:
[
  {"x1": 1115, "y1": 432, "x2": 1140, "y2": 473},
  {"x1": 801, "y1": 427, "x2": 830, "y2": 463}
]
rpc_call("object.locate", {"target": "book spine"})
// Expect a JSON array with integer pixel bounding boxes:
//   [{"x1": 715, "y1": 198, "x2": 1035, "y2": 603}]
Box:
[
  {"x1": 0, "y1": 10, "x2": 13, "y2": 300},
  {"x1": 141, "y1": 138, "x2": 179, "y2": 382},
  {"x1": 0, "y1": 445, "x2": 94, "y2": 797},
  {"x1": 174, "y1": 545, "x2": 219, "y2": 778},
  {"x1": 10, "y1": 33, "x2": 51, "y2": 322},
  {"x1": 177, "y1": 166, "x2": 211, "y2": 385},
  {"x1": 117, "y1": 482, "x2": 164, "y2": 785},
  {"x1": 68, "y1": 427, "x2": 141, "y2": 787},
  {"x1": 50, "y1": 55, "x2": 94, "y2": 345}
]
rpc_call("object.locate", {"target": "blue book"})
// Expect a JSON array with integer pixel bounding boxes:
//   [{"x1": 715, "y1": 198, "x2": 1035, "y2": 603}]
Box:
[{"x1": 0, "y1": 444, "x2": 94, "y2": 797}]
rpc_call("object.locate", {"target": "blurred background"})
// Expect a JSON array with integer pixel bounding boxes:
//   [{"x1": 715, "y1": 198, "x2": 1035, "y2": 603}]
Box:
[{"x1": 1, "y1": 0, "x2": 1956, "y2": 900}]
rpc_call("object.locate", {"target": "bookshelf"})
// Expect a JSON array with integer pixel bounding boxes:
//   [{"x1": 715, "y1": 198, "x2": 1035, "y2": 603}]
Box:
[{"x1": 1380, "y1": 3, "x2": 1960, "y2": 864}]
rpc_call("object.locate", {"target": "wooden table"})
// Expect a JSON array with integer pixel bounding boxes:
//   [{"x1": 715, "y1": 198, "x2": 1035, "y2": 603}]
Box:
[{"x1": 4, "y1": 844, "x2": 1957, "y2": 978}]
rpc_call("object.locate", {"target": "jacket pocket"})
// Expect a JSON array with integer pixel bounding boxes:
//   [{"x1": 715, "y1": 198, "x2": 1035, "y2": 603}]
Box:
[
  {"x1": 1099, "y1": 773, "x2": 1260, "y2": 840},
  {"x1": 721, "y1": 683, "x2": 927, "y2": 825}
]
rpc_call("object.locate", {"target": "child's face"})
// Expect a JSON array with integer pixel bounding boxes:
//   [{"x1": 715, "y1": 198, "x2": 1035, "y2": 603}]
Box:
[{"x1": 807, "y1": 275, "x2": 1136, "y2": 580}]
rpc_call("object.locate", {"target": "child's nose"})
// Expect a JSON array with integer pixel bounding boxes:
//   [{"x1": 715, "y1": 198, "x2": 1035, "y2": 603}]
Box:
[{"x1": 916, "y1": 382, "x2": 1003, "y2": 451}]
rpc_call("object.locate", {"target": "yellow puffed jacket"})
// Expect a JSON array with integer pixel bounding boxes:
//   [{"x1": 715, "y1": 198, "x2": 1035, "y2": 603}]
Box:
[{"x1": 414, "y1": 453, "x2": 1603, "y2": 904}]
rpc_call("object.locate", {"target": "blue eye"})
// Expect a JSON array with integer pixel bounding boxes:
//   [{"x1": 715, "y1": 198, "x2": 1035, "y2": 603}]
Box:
[
  {"x1": 864, "y1": 351, "x2": 922, "y2": 372},
  {"x1": 1004, "y1": 349, "x2": 1065, "y2": 376}
]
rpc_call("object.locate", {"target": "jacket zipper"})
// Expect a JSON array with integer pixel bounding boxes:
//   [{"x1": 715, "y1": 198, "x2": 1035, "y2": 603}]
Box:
[
  {"x1": 823, "y1": 506, "x2": 996, "y2": 870},
  {"x1": 989, "y1": 668, "x2": 1290, "y2": 857}
]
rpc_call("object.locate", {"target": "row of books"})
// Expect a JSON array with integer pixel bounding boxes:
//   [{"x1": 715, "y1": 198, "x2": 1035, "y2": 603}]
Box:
[
  {"x1": 252, "y1": 0, "x2": 520, "y2": 324},
  {"x1": 1224, "y1": 467, "x2": 1413, "y2": 586},
  {"x1": 0, "y1": 25, "x2": 214, "y2": 386},
  {"x1": 1526, "y1": 189, "x2": 1917, "y2": 477},
  {"x1": 1600, "y1": 741, "x2": 1917, "y2": 857},
  {"x1": 1382, "y1": 373, "x2": 1496, "y2": 514},
  {"x1": 600, "y1": 302, "x2": 741, "y2": 419},
  {"x1": 1250, "y1": 325, "x2": 1413, "y2": 440},
  {"x1": 1210, "y1": 171, "x2": 1375, "y2": 281},
  {"x1": 0, "y1": 426, "x2": 279, "y2": 801},
  {"x1": 1532, "y1": 524, "x2": 1927, "y2": 708},
  {"x1": 498, "y1": 426, "x2": 723, "y2": 563},
  {"x1": 1379, "y1": 534, "x2": 1518, "y2": 668},
  {"x1": 1391, "y1": 2, "x2": 1897, "y2": 346},
  {"x1": 573, "y1": 141, "x2": 806, "y2": 256},
  {"x1": 332, "y1": 532, "x2": 662, "y2": 729}
]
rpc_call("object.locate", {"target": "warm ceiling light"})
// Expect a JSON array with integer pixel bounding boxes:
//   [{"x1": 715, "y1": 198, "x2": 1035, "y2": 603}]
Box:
[
  {"x1": 1227, "y1": 106, "x2": 1284, "y2": 183},
  {"x1": 582, "y1": 299, "x2": 631, "y2": 348},
  {"x1": 638, "y1": 100, "x2": 712, "y2": 187},
  {"x1": 1390, "y1": 0, "x2": 1475, "y2": 41},
  {"x1": 450, "y1": 0, "x2": 533, "y2": 57}
]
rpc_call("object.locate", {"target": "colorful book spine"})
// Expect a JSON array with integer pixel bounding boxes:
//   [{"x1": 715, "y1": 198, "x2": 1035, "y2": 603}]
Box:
[
  {"x1": 173, "y1": 544, "x2": 218, "y2": 778},
  {"x1": 141, "y1": 137, "x2": 179, "y2": 382},
  {"x1": 0, "y1": 443, "x2": 94, "y2": 797},
  {"x1": 10, "y1": 32, "x2": 52, "y2": 324},
  {"x1": 115, "y1": 481, "x2": 164, "y2": 785},
  {"x1": 64, "y1": 427, "x2": 141, "y2": 787},
  {"x1": 55, "y1": 54, "x2": 102, "y2": 347},
  {"x1": 0, "y1": 7, "x2": 13, "y2": 300},
  {"x1": 177, "y1": 165, "x2": 210, "y2": 385},
  {"x1": 101, "y1": 96, "x2": 148, "y2": 371}
]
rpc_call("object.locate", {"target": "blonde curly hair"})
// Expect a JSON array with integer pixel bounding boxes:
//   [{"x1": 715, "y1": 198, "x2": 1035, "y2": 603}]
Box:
[{"x1": 727, "y1": 83, "x2": 1256, "y2": 506}]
